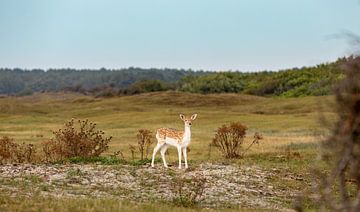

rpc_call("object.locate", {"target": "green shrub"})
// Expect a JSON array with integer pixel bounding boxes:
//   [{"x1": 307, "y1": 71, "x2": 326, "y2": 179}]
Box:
[
  {"x1": 180, "y1": 73, "x2": 244, "y2": 94},
  {"x1": 179, "y1": 58, "x2": 345, "y2": 97},
  {"x1": 121, "y1": 80, "x2": 171, "y2": 95}
]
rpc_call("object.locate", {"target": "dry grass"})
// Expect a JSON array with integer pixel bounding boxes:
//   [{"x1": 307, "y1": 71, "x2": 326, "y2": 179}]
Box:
[{"x1": 0, "y1": 92, "x2": 334, "y2": 163}]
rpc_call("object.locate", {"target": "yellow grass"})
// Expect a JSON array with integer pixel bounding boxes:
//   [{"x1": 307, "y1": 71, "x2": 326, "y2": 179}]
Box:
[{"x1": 0, "y1": 91, "x2": 336, "y2": 163}]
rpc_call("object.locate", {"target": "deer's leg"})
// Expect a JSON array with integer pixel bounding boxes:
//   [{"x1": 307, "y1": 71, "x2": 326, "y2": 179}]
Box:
[
  {"x1": 151, "y1": 143, "x2": 162, "y2": 167},
  {"x1": 160, "y1": 144, "x2": 169, "y2": 168},
  {"x1": 177, "y1": 146, "x2": 182, "y2": 169},
  {"x1": 182, "y1": 147, "x2": 188, "y2": 169}
]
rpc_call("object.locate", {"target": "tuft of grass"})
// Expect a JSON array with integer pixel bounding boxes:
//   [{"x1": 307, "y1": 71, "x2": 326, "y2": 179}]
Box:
[{"x1": 129, "y1": 158, "x2": 161, "y2": 166}]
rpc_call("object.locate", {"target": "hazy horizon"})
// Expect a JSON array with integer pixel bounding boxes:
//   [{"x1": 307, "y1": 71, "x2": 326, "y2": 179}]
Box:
[
  {"x1": 1, "y1": 0, "x2": 359, "y2": 71},
  {"x1": 0, "y1": 58, "x2": 346, "y2": 73}
]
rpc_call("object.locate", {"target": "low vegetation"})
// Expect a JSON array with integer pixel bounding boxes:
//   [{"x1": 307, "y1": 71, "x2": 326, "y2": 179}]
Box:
[{"x1": 0, "y1": 119, "x2": 263, "y2": 165}]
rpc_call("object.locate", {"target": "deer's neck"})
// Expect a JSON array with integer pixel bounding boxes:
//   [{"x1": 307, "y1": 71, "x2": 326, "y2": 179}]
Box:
[{"x1": 183, "y1": 124, "x2": 191, "y2": 142}]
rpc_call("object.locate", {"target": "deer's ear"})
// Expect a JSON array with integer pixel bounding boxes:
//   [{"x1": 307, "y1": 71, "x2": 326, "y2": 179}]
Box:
[
  {"x1": 179, "y1": 114, "x2": 185, "y2": 121},
  {"x1": 191, "y1": 114, "x2": 198, "y2": 120}
]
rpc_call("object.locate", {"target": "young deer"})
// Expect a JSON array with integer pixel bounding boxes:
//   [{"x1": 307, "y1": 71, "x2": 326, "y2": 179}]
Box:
[{"x1": 151, "y1": 114, "x2": 197, "y2": 169}]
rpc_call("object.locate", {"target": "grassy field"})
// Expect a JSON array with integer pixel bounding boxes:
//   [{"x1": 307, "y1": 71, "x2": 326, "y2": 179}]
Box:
[
  {"x1": 0, "y1": 91, "x2": 336, "y2": 158},
  {"x1": 0, "y1": 91, "x2": 337, "y2": 210}
]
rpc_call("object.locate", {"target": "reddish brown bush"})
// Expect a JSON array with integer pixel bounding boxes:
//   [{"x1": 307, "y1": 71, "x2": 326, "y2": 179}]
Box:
[
  {"x1": 212, "y1": 122, "x2": 247, "y2": 158},
  {"x1": 0, "y1": 136, "x2": 16, "y2": 163},
  {"x1": 136, "y1": 129, "x2": 154, "y2": 160},
  {"x1": 0, "y1": 136, "x2": 15, "y2": 163},
  {"x1": 212, "y1": 123, "x2": 262, "y2": 159},
  {"x1": 0, "y1": 136, "x2": 36, "y2": 164},
  {"x1": 42, "y1": 119, "x2": 112, "y2": 162}
]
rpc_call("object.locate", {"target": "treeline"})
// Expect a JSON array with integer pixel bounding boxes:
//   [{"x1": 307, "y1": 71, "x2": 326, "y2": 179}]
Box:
[
  {"x1": 180, "y1": 58, "x2": 345, "y2": 97},
  {"x1": 0, "y1": 58, "x2": 347, "y2": 97},
  {"x1": 0, "y1": 67, "x2": 205, "y2": 96}
]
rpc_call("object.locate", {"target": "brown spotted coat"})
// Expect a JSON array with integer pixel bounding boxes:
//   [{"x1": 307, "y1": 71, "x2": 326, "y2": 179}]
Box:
[{"x1": 156, "y1": 128, "x2": 184, "y2": 144}]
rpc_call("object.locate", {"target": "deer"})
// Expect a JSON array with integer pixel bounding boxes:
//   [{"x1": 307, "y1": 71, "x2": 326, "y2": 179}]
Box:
[{"x1": 151, "y1": 114, "x2": 198, "y2": 169}]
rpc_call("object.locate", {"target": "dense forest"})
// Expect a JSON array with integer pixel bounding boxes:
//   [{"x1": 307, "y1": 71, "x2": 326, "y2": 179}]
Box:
[
  {"x1": 0, "y1": 57, "x2": 347, "y2": 97},
  {"x1": 0, "y1": 68, "x2": 204, "y2": 96}
]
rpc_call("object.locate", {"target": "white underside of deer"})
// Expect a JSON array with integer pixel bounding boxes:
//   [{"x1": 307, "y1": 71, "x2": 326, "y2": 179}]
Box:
[{"x1": 151, "y1": 114, "x2": 197, "y2": 169}]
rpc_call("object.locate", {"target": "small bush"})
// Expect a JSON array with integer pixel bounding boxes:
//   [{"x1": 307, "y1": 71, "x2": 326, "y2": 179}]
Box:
[
  {"x1": 171, "y1": 174, "x2": 206, "y2": 207},
  {"x1": 42, "y1": 119, "x2": 112, "y2": 162},
  {"x1": 212, "y1": 123, "x2": 262, "y2": 159},
  {"x1": 136, "y1": 129, "x2": 154, "y2": 160},
  {"x1": 211, "y1": 122, "x2": 247, "y2": 158},
  {"x1": 0, "y1": 136, "x2": 36, "y2": 164}
]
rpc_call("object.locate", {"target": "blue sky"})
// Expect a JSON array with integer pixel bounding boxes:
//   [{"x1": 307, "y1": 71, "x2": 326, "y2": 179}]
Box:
[{"x1": 0, "y1": 0, "x2": 359, "y2": 71}]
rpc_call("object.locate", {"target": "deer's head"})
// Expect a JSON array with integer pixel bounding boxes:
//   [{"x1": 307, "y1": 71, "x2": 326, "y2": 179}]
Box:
[{"x1": 180, "y1": 114, "x2": 198, "y2": 127}]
